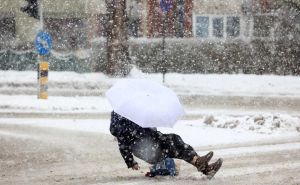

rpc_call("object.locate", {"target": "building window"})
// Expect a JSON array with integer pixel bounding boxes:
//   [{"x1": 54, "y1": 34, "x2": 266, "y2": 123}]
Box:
[
  {"x1": 253, "y1": 15, "x2": 273, "y2": 37},
  {"x1": 227, "y1": 16, "x2": 240, "y2": 37},
  {"x1": 195, "y1": 15, "x2": 240, "y2": 39},
  {"x1": 0, "y1": 16, "x2": 16, "y2": 42},
  {"x1": 196, "y1": 16, "x2": 209, "y2": 38},
  {"x1": 213, "y1": 18, "x2": 224, "y2": 38}
]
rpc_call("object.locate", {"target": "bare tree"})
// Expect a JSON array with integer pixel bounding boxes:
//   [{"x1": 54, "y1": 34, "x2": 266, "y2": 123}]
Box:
[{"x1": 106, "y1": 0, "x2": 131, "y2": 76}]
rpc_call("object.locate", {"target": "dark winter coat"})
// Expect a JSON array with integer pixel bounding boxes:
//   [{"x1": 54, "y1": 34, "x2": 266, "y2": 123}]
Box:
[{"x1": 110, "y1": 111, "x2": 165, "y2": 168}]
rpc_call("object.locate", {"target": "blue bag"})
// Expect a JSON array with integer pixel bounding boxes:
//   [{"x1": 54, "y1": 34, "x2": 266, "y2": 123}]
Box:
[{"x1": 146, "y1": 158, "x2": 176, "y2": 177}]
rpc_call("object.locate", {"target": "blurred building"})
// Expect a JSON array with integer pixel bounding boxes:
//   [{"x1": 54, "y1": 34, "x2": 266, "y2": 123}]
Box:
[
  {"x1": 0, "y1": 0, "x2": 106, "y2": 51},
  {"x1": 166, "y1": 0, "x2": 278, "y2": 41},
  {"x1": 145, "y1": 0, "x2": 299, "y2": 41},
  {"x1": 0, "y1": 0, "x2": 298, "y2": 51},
  {"x1": 133, "y1": 0, "x2": 297, "y2": 41}
]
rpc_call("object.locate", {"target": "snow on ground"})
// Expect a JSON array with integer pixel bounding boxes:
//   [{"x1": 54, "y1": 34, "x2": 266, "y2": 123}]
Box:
[
  {"x1": 1, "y1": 94, "x2": 299, "y2": 149},
  {"x1": 200, "y1": 114, "x2": 300, "y2": 134},
  {"x1": 1, "y1": 68, "x2": 300, "y2": 114},
  {"x1": 0, "y1": 95, "x2": 111, "y2": 113},
  {"x1": 0, "y1": 115, "x2": 299, "y2": 148},
  {"x1": 1, "y1": 68, "x2": 300, "y2": 97},
  {"x1": 0, "y1": 69, "x2": 299, "y2": 148}
]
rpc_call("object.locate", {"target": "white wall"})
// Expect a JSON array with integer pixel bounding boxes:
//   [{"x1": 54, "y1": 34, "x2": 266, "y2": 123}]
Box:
[{"x1": 193, "y1": 0, "x2": 244, "y2": 15}]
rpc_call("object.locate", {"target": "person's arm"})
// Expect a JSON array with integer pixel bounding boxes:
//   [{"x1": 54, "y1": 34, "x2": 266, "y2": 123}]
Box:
[{"x1": 117, "y1": 138, "x2": 139, "y2": 169}]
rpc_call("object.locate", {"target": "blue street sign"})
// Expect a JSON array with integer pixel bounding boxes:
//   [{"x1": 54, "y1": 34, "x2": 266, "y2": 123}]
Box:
[
  {"x1": 35, "y1": 31, "x2": 52, "y2": 55},
  {"x1": 160, "y1": 0, "x2": 173, "y2": 15}
]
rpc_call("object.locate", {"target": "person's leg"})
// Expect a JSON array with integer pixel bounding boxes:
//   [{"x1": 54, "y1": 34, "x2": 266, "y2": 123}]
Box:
[
  {"x1": 160, "y1": 134, "x2": 212, "y2": 172},
  {"x1": 161, "y1": 134, "x2": 196, "y2": 162}
]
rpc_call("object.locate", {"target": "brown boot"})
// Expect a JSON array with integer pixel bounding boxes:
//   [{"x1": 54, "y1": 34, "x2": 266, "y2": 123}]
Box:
[
  {"x1": 203, "y1": 158, "x2": 223, "y2": 179},
  {"x1": 203, "y1": 151, "x2": 213, "y2": 162},
  {"x1": 194, "y1": 157, "x2": 208, "y2": 171},
  {"x1": 192, "y1": 151, "x2": 214, "y2": 172},
  {"x1": 193, "y1": 151, "x2": 213, "y2": 172}
]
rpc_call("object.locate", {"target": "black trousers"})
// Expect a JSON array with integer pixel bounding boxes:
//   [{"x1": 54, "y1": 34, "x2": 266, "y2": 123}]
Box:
[
  {"x1": 161, "y1": 133, "x2": 198, "y2": 163},
  {"x1": 132, "y1": 132, "x2": 198, "y2": 164}
]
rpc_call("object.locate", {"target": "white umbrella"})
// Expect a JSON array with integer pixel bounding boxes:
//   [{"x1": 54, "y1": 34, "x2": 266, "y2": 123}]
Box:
[{"x1": 106, "y1": 79, "x2": 185, "y2": 128}]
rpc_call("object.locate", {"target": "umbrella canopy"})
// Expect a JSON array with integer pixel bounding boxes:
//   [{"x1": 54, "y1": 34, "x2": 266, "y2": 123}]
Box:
[{"x1": 106, "y1": 79, "x2": 185, "y2": 127}]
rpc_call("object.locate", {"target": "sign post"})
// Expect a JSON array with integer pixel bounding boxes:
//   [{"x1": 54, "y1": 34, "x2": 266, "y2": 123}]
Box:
[
  {"x1": 160, "y1": 0, "x2": 173, "y2": 83},
  {"x1": 35, "y1": 31, "x2": 52, "y2": 99},
  {"x1": 21, "y1": 0, "x2": 51, "y2": 99}
]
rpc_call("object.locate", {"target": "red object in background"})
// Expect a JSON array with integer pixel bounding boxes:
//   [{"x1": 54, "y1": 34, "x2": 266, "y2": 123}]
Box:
[
  {"x1": 260, "y1": 0, "x2": 269, "y2": 12},
  {"x1": 184, "y1": 0, "x2": 193, "y2": 37},
  {"x1": 147, "y1": 0, "x2": 193, "y2": 37}
]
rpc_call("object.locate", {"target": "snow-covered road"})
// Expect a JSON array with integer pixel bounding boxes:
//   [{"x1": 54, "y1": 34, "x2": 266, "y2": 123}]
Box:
[{"x1": 0, "y1": 121, "x2": 299, "y2": 185}]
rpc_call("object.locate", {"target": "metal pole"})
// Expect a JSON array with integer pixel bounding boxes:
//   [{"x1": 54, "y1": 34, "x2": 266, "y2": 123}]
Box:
[
  {"x1": 37, "y1": 55, "x2": 49, "y2": 99},
  {"x1": 37, "y1": 0, "x2": 48, "y2": 99},
  {"x1": 162, "y1": 14, "x2": 166, "y2": 83},
  {"x1": 39, "y1": 0, "x2": 43, "y2": 30}
]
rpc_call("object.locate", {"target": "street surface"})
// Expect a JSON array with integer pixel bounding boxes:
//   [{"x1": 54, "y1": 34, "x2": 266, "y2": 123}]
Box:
[{"x1": 1, "y1": 122, "x2": 299, "y2": 185}]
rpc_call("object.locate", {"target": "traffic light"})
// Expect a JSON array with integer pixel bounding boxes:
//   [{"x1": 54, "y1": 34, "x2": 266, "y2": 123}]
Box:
[{"x1": 21, "y1": 0, "x2": 39, "y2": 20}]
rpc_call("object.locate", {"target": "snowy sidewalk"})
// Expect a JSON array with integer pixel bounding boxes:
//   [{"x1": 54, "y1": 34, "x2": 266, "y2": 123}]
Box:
[
  {"x1": 1, "y1": 70, "x2": 300, "y2": 116},
  {"x1": 1, "y1": 95, "x2": 300, "y2": 117},
  {"x1": 1, "y1": 70, "x2": 300, "y2": 97}
]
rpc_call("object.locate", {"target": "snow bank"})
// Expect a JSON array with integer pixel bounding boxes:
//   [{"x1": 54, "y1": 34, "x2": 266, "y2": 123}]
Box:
[{"x1": 201, "y1": 114, "x2": 300, "y2": 134}]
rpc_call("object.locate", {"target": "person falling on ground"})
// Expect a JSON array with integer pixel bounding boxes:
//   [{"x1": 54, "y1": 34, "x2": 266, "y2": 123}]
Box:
[{"x1": 110, "y1": 111, "x2": 223, "y2": 179}]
